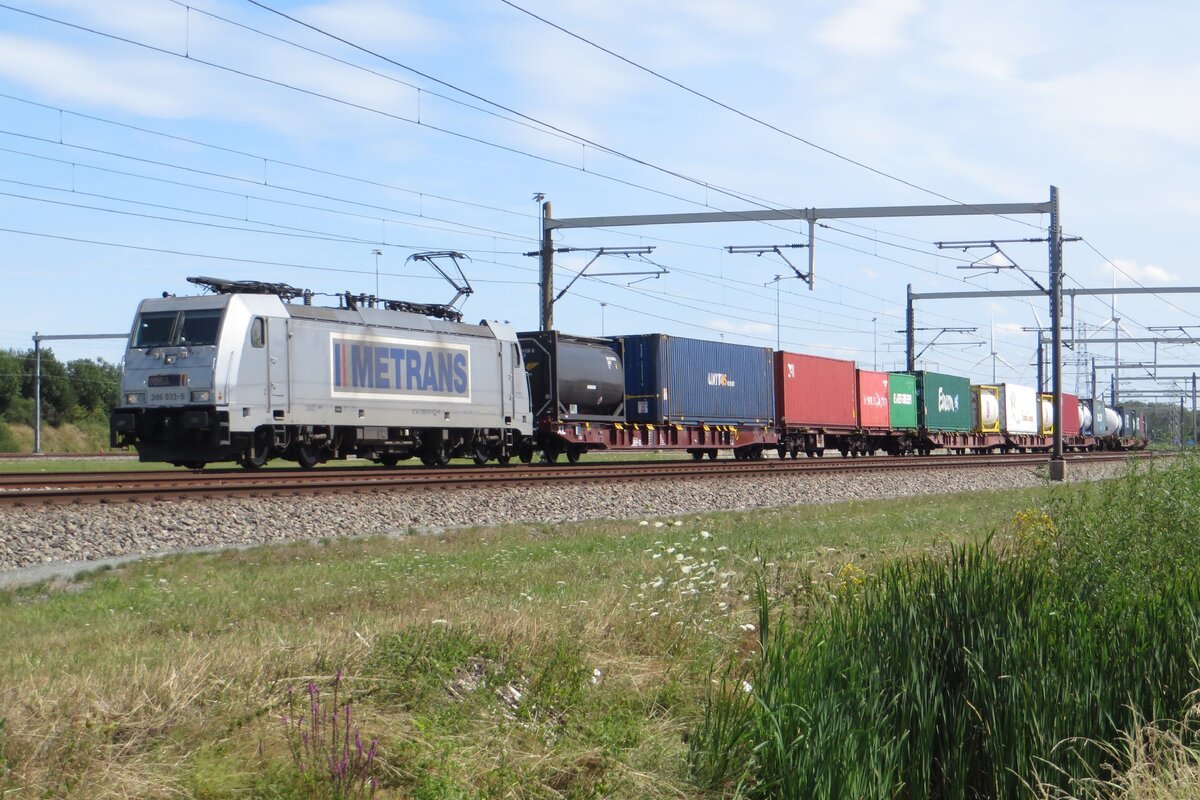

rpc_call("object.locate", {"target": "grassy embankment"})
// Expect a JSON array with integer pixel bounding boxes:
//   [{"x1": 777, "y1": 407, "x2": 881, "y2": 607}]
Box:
[
  {"x1": 693, "y1": 455, "x2": 1200, "y2": 799},
  {"x1": 0, "y1": 418, "x2": 113, "y2": 454},
  {"x1": 2, "y1": 457, "x2": 1198, "y2": 798}
]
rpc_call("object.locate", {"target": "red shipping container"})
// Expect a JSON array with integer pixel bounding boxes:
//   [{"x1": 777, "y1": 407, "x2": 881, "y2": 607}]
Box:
[
  {"x1": 775, "y1": 352, "x2": 857, "y2": 428},
  {"x1": 856, "y1": 370, "x2": 891, "y2": 429},
  {"x1": 1061, "y1": 392, "x2": 1081, "y2": 437}
]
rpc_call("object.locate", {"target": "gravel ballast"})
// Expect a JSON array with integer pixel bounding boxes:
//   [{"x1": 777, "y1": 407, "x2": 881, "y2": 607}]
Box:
[{"x1": 0, "y1": 462, "x2": 1129, "y2": 587}]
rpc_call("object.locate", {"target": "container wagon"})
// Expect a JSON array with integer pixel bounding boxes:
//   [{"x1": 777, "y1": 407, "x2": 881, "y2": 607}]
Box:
[
  {"x1": 620, "y1": 333, "x2": 777, "y2": 460},
  {"x1": 774, "y1": 352, "x2": 857, "y2": 457}
]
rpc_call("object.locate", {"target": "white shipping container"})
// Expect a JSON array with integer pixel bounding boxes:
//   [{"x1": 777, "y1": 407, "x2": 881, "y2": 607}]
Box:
[{"x1": 999, "y1": 383, "x2": 1039, "y2": 434}]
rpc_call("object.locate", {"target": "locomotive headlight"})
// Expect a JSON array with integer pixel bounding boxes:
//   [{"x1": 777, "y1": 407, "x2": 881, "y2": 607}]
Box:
[
  {"x1": 190, "y1": 389, "x2": 212, "y2": 403},
  {"x1": 124, "y1": 391, "x2": 145, "y2": 405}
]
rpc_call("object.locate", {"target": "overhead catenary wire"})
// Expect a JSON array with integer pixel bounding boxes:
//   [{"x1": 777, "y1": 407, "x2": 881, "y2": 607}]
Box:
[
  {"x1": 0, "y1": 3, "x2": 783, "y2": 216},
  {"x1": 0, "y1": 1, "x2": 1180, "y2": 386}
]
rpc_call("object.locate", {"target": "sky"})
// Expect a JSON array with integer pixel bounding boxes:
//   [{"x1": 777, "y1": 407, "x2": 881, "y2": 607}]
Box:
[{"x1": 2, "y1": 0, "x2": 1199, "y2": 402}]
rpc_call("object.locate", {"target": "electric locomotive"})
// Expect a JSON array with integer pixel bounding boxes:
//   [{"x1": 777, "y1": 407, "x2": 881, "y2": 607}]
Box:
[{"x1": 110, "y1": 277, "x2": 532, "y2": 469}]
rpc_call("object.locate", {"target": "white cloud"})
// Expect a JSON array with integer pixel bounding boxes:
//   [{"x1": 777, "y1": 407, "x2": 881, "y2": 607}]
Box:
[
  {"x1": 30, "y1": 0, "x2": 187, "y2": 46},
  {"x1": 814, "y1": 0, "x2": 924, "y2": 58},
  {"x1": 297, "y1": 0, "x2": 447, "y2": 53},
  {"x1": 0, "y1": 35, "x2": 201, "y2": 118},
  {"x1": 1103, "y1": 258, "x2": 1177, "y2": 285}
]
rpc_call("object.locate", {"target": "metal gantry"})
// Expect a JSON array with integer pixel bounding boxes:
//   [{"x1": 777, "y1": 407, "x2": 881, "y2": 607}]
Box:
[{"x1": 539, "y1": 189, "x2": 1068, "y2": 476}]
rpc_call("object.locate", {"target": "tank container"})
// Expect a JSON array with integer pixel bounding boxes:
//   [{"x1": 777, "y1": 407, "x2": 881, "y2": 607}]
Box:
[
  {"x1": 1093, "y1": 403, "x2": 1123, "y2": 436},
  {"x1": 518, "y1": 330, "x2": 624, "y2": 422},
  {"x1": 1038, "y1": 393, "x2": 1054, "y2": 435},
  {"x1": 972, "y1": 385, "x2": 1001, "y2": 433},
  {"x1": 1078, "y1": 398, "x2": 1093, "y2": 435}
]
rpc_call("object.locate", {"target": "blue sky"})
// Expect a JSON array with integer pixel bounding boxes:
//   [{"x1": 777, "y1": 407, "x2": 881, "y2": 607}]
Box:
[{"x1": 2, "y1": 0, "x2": 1198, "y2": 401}]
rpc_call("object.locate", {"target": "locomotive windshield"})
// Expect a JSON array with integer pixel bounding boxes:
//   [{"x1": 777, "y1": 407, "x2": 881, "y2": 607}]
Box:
[{"x1": 132, "y1": 308, "x2": 224, "y2": 348}]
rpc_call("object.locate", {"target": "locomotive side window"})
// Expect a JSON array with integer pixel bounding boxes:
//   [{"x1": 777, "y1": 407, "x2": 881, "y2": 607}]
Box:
[
  {"x1": 250, "y1": 317, "x2": 265, "y2": 348},
  {"x1": 132, "y1": 311, "x2": 177, "y2": 348},
  {"x1": 178, "y1": 309, "x2": 223, "y2": 346}
]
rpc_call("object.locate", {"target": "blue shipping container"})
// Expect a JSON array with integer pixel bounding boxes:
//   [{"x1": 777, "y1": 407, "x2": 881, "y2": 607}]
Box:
[{"x1": 616, "y1": 334, "x2": 775, "y2": 425}]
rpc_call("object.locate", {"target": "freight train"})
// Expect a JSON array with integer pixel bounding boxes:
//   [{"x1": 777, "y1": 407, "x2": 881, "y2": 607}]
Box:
[{"x1": 109, "y1": 278, "x2": 1147, "y2": 468}]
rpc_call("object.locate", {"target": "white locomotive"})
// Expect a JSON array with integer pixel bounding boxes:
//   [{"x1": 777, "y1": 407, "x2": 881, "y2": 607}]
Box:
[{"x1": 110, "y1": 276, "x2": 531, "y2": 468}]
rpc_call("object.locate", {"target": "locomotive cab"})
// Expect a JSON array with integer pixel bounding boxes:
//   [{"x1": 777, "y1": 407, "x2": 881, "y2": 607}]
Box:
[{"x1": 110, "y1": 292, "x2": 291, "y2": 467}]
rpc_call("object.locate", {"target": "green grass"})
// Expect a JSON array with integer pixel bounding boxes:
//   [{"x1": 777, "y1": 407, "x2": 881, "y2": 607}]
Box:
[
  {"x1": 0, "y1": 482, "x2": 1051, "y2": 798},
  {"x1": 11, "y1": 460, "x2": 1193, "y2": 799},
  {"x1": 691, "y1": 455, "x2": 1200, "y2": 799}
]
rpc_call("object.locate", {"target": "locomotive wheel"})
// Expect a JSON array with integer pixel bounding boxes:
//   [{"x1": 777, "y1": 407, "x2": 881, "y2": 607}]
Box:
[
  {"x1": 497, "y1": 454, "x2": 512, "y2": 464},
  {"x1": 707, "y1": 449, "x2": 718, "y2": 460},
  {"x1": 471, "y1": 441, "x2": 490, "y2": 466},
  {"x1": 518, "y1": 442, "x2": 534, "y2": 464},
  {"x1": 690, "y1": 450, "x2": 704, "y2": 461},
  {"x1": 421, "y1": 444, "x2": 451, "y2": 467},
  {"x1": 296, "y1": 443, "x2": 321, "y2": 469},
  {"x1": 378, "y1": 453, "x2": 401, "y2": 467},
  {"x1": 566, "y1": 446, "x2": 583, "y2": 464},
  {"x1": 240, "y1": 443, "x2": 271, "y2": 470},
  {"x1": 542, "y1": 450, "x2": 559, "y2": 464},
  {"x1": 776, "y1": 445, "x2": 787, "y2": 460}
]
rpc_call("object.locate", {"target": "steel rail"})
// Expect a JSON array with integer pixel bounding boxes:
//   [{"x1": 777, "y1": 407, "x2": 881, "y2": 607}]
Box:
[{"x1": 0, "y1": 451, "x2": 1155, "y2": 507}]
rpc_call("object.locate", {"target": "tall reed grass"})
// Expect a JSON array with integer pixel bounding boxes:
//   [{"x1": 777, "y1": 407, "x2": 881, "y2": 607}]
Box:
[{"x1": 692, "y1": 456, "x2": 1200, "y2": 799}]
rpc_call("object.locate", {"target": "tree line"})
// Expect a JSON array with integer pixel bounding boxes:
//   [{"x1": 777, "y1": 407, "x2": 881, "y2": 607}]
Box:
[{"x1": 0, "y1": 349, "x2": 121, "y2": 427}]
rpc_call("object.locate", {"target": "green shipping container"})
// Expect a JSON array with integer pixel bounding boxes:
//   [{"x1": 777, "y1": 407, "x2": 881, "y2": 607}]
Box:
[
  {"x1": 887, "y1": 372, "x2": 918, "y2": 430},
  {"x1": 913, "y1": 371, "x2": 972, "y2": 432}
]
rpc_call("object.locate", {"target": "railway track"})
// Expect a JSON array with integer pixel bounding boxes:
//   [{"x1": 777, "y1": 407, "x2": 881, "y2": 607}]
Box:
[{"x1": 0, "y1": 450, "x2": 1154, "y2": 507}]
